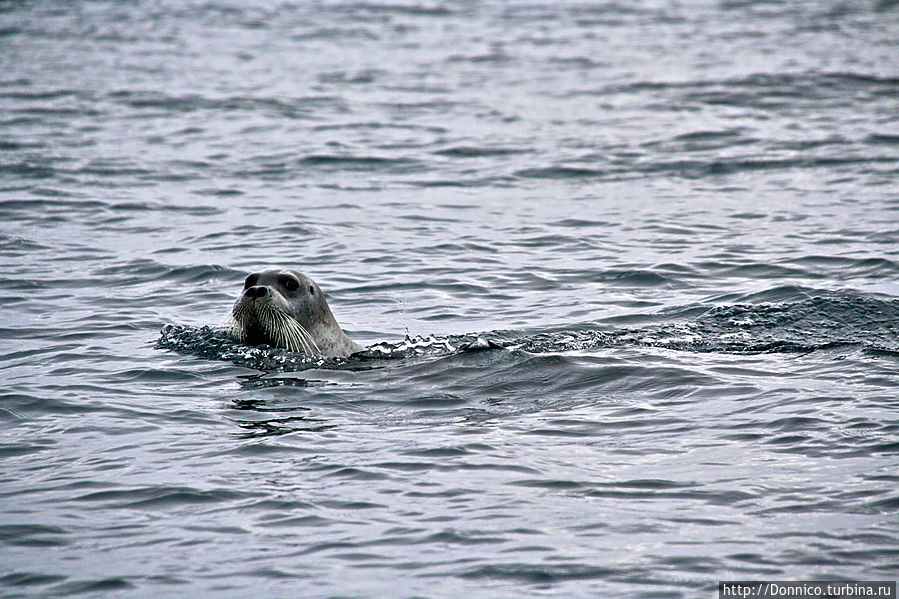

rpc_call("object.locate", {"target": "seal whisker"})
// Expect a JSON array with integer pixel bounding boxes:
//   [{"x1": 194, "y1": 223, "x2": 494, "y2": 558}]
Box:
[
  {"x1": 284, "y1": 319, "x2": 306, "y2": 354},
  {"x1": 295, "y1": 320, "x2": 321, "y2": 355},
  {"x1": 281, "y1": 314, "x2": 306, "y2": 354},
  {"x1": 261, "y1": 304, "x2": 316, "y2": 356},
  {"x1": 219, "y1": 309, "x2": 246, "y2": 342}
]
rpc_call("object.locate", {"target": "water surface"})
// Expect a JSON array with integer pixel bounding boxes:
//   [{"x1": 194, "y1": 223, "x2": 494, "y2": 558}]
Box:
[{"x1": 2, "y1": 1, "x2": 899, "y2": 597}]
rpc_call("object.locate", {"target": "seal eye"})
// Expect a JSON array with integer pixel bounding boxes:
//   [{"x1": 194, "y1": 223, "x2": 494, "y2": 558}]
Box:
[
  {"x1": 244, "y1": 274, "x2": 258, "y2": 289},
  {"x1": 278, "y1": 275, "x2": 299, "y2": 292},
  {"x1": 309, "y1": 285, "x2": 315, "y2": 295}
]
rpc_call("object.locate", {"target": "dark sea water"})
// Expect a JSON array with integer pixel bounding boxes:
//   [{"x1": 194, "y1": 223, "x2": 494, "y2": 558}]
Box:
[{"x1": 2, "y1": 1, "x2": 899, "y2": 597}]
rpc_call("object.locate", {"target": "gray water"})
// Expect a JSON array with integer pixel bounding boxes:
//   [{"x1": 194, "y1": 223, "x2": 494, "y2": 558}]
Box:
[{"x1": 2, "y1": 1, "x2": 899, "y2": 597}]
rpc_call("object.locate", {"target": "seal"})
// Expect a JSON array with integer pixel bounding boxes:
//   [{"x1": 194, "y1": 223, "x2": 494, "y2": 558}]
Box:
[{"x1": 222, "y1": 269, "x2": 362, "y2": 358}]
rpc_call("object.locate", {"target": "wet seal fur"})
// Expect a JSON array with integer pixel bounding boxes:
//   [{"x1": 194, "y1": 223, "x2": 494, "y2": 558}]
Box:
[{"x1": 223, "y1": 269, "x2": 362, "y2": 358}]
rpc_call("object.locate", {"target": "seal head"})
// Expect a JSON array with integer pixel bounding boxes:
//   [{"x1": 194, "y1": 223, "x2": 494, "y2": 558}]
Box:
[{"x1": 224, "y1": 269, "x2": 362, "y2": 358}]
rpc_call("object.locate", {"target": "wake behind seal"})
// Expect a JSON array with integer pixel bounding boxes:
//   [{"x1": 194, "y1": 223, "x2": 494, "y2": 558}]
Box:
[{"x1": 222, "y1": 269, "x2": 362, "y2": 358}]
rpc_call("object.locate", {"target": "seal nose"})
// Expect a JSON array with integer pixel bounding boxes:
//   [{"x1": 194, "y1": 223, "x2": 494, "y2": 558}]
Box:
[{"x1": 245, "y1": 285, "x2": 270, "y2": 299}]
